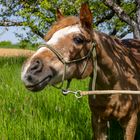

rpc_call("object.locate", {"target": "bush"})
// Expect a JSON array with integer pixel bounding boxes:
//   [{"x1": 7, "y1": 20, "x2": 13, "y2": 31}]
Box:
[
  {"x1": 0, "y1": 41, "x2": 12, "y2": 47},
  {"x1": 0, "y1": 40, "x2": 38, "y2": 50}
]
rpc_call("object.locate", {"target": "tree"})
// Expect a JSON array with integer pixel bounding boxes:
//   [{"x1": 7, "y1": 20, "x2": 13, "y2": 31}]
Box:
[
  {"x1": 103, "y1": 0, "x2": 140, "y2": 39},
  {"x1": 0, "y1": 0, "x2": 139, "y2": 39}
]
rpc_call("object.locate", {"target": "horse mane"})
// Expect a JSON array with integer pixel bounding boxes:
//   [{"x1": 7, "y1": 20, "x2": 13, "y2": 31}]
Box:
[
  {"x1": 113, "y1": 37, "x2": 140, "y2": 62},
  {"x1": 121, "y1": 39, "x2": 140, "y2": 63},
  {"x1": 121, "y1": 39, "x2": 140, "y2": 49},
  {"x1": 94, "y1": 30, "x2": 140, "y2": 63}
]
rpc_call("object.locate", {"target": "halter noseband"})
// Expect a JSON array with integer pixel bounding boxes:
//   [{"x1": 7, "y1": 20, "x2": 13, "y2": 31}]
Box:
[{"x1": 45, "y1": 40, "x2": 97, "y2": 93}]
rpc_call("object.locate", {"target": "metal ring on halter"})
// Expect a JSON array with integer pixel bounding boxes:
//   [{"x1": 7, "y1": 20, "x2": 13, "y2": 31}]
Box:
[
  {"x1": 62, "y1": 89, "x2": 82, "y2": 99},
  {"x1": 74, "y1": 91, "x2": 82, "y2": 99}
]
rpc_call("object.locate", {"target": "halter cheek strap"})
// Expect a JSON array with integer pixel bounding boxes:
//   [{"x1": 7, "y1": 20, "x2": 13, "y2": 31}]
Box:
[{"x1": 92, "y1": 47, "x2": 97, "y2": 99}]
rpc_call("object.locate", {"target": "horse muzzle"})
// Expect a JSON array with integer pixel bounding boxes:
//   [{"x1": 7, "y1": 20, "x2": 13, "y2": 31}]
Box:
[{"x1": 21, "y1": 59, "x2": 53, "y2": 92}]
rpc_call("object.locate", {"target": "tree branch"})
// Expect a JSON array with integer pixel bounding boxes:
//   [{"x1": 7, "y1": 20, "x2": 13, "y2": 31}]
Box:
[
  {"x1": 30, "y1": 26, "x2": 44, "y2": 38},
  {"x1": 0, "y1": 21, "x2": 24, "y2": 26},
  {"x1": 0, "y1": 20, "x2": 44, "y2": 38},
  {"x1": 103, "y1": 0, "x2": 136, "y2": 28}
]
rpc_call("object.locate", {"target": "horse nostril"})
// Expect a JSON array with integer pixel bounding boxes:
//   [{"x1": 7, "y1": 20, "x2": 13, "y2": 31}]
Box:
[
  {"x1": 27, "y1": 74, "x2": 33, "y2": 82},
  {"x1": 30, "y1": 59, "x2": 43, "y2": 73}
]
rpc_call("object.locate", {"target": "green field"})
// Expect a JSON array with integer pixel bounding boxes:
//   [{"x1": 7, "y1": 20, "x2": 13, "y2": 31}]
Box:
[
  {"x1": 0, "y1": 57, "x2": 126, "y2": 140},
  {"x1": 0, "y1": 57, "x2": 93, "y2": 140}
]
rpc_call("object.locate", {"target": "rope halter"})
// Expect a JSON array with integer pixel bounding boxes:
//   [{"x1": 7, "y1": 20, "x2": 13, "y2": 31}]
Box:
[{"x1": 44, "y1": 40, "x2": 97, "y2": 94}]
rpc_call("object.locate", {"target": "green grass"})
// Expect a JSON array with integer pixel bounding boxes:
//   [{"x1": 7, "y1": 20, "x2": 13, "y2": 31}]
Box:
[
  {"x1": 0, "y1": 57, "x2": 127, "y2": 140},
  {"x1": 0, "y1": 57, "x2": 93, "y2": 140}
]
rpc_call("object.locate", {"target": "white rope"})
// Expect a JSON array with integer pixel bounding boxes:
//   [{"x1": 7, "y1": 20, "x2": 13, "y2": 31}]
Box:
[{"x1": 80, "y1": 90, "x2": 140, "y2": 96}]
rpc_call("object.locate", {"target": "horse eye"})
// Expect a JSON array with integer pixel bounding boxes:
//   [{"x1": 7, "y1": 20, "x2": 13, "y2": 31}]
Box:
[{"x1": 73, "y1": 36, "x2": 84, "y2": 45}]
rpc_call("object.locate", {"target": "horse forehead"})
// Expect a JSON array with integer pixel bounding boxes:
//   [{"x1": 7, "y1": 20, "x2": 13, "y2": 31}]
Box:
[
  {"x1": 46, "y1": 25, "x2": 81, "y2": 45},
  {"x1": 31, "y1": 25, "x2": 81, "y2": 58}
]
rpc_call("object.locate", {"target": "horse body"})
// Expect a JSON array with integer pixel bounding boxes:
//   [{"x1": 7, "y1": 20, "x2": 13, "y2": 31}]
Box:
[
  {"x1": 21, "y1": 3, "x2": 140, "y2": 140},
  {"x1": 89, "y1": 31, "x2": 140, "y2": 140}
]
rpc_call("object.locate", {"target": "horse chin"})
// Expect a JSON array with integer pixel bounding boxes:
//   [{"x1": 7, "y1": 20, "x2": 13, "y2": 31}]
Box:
[{"x1": 25, "y1": 76, "x2": 52, "y2": 92}]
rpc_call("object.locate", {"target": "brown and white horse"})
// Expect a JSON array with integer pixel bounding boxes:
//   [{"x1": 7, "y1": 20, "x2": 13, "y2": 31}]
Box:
[{"x1": 21, "y1": 3, "x2": 140, "y2": 140}]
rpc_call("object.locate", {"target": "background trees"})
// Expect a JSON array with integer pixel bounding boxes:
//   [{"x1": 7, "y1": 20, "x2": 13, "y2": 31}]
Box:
[
  {"x1": 103, "y1": 0, "x2": 140, "y2": 38},
  {"x1": 0, "y1": 0, "x2": 139, "y2": 40}
]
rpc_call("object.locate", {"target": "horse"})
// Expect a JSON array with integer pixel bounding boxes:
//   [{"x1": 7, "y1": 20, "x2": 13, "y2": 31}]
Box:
[{"x1": 21, "y1": 3, "x2": 140, "y2": 140}]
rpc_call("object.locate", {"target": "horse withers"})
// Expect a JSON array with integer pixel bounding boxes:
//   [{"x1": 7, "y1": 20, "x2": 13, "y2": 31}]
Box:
[{"x1": 21, "y1": 3, "x2": 140, "y2": 140}]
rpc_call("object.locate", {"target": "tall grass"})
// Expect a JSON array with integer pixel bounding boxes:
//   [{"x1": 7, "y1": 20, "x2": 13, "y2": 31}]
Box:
[{"x1": 0, "y1": 57, "x2": 93, "y2": 140}]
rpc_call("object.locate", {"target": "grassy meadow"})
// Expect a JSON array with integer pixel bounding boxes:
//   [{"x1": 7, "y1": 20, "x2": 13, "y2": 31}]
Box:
[
  {"x1": 0, "y1": 41, "x2": 125, "y2": 140},
  {"x1": 0, "y1": 57, "x2": 93, "y2": 140}
]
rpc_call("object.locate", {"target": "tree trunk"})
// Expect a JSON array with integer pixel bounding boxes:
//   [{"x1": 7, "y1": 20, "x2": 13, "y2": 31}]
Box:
[
  {"x1": 133, "y1": 26, "x2": 140, "y2": 39},
  {"x1": 135, "y1": 0, "x2": 140, "y2": 38},
  {"x1": 103, "y1": 0, "x2": 140, "y2": 39}
]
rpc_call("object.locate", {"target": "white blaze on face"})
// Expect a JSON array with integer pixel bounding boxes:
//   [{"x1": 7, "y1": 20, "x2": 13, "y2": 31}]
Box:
[
  {"x1": 46, "y1": 25, "x2": 81, "y2": 45},
  {"x1": 22, "y1": 25, "x2": 81, "y2": 83}
]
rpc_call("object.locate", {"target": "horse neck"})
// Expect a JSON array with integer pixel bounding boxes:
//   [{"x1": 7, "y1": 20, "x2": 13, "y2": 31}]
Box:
[{"x1": 93, "y1": 31, "x2": 125, "y2": 90}]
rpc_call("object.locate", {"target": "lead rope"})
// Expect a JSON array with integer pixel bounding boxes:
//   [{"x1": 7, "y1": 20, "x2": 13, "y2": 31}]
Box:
[
  {"x1": 92, "y1": 47, "x2": 97, "y2": 99},
  {"x1": 92, "y1": 44, "x2": 100, "y2": 139}
]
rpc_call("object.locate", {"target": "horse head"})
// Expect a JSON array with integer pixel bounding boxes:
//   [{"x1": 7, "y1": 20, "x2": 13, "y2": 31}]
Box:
[{"x1": 21, "y1": 3, "x2": 94, "y2": 91}]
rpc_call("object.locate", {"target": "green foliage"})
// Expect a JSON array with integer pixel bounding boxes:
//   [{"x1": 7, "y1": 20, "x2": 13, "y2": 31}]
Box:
[
  {"x1": 0, "y1": 40, "x2": 39, "y2": 50},
  {"x1": 0, "y1": 41, "x2": 19, "y2": 48},
  {"x1": 0, "y1": 41, "x2": 12, "y2": 46},
  {"x1": 0, "y1": 0, "x2": 137, "y2": 39},
  {"x1": 17, "y1": 40, "x2": 38, "y2": 50}
]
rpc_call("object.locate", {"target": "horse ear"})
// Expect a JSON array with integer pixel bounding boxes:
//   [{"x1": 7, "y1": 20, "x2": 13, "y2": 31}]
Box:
[
  {"x1": 80, "y1": 3, "x2": 92, "y2": 31},
  {"x1": 56, "y1": 8, "x2": 64, "y2": 20}
]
